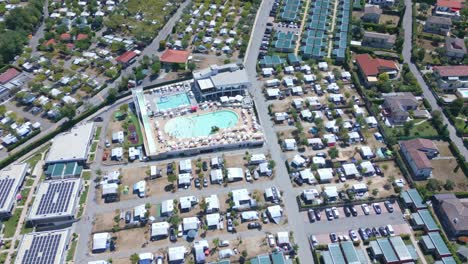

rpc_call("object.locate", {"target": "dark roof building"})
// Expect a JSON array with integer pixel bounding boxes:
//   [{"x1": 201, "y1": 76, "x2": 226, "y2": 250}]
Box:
[
  {"x1": 382, "y1": 92, "x2": 418, "y2": 124},
  {"x1": 445, "y1": 37, "x2": 467, "y2": 59},
  {"x1": 399, "y1": 138, "x2": 439, "y2": 180},
  {"x1": 433, "y1": 193, "x2": 468, "y2": 239}
]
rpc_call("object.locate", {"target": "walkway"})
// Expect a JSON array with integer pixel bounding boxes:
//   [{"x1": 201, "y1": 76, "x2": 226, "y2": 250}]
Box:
[
  {"x1": 294, "y1": 0, "x2": 312, "y2": 55},
  {"x1": 402, "y1": 0, "x2": 468, "y2": 157},
  {"x1": 327, "y1": 0, "x2": 339, "y2": 58}
]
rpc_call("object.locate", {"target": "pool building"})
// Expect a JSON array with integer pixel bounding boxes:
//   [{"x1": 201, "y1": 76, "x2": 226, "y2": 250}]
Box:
[{"x1": 132, "y1": 79, "x2": 263, "y2": 160}]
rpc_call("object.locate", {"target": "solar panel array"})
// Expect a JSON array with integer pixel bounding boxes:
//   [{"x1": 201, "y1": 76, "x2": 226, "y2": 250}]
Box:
[
  {"x1": 332, "y1": 0, "x2": 351, "y2": 60},
  {"x1": 21, "y1": 234, "x2": 61, "y2": 264},
  {"x1": 0, "y1": 178, "x2": 15, "y2": 208},
  {"x1": 37, "y1": 181, "x2": 76, "y2": 215},
  {"x1": 280, "y1": 0, "x2": 301, "y2": 22}
]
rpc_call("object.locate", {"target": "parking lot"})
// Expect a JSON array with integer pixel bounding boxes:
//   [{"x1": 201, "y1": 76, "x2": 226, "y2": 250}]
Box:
[{"x1": 302, "y1": 201, "x2": 411, "y2": 244}]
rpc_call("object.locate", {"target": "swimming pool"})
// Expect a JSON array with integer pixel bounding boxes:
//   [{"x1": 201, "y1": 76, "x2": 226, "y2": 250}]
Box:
[
  {"x1": 156, "y1": 93, "x2": 191, "y2": 111},
  {"x1": 164, "y1": 110, "x2": 239, "y2": 138}
]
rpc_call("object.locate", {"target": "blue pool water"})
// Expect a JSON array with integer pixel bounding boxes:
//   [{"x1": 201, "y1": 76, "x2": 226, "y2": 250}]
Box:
[
  {"x1": 156, "y1": 93, "x2": 191, "y2": 111},
  {"x1": 164, "y1": 110, "x2": 239, "y2": 138}
]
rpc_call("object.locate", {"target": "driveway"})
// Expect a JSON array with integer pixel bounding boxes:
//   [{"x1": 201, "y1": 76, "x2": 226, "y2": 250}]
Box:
[{"x1": 402, "y1": 0, "x2": 468, "y2": 157}]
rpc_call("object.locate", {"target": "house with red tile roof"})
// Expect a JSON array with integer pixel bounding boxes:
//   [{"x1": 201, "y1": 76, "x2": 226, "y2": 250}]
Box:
[
  {"x1": 435, "y1": 0, "x2": 464, "y2": 18},
  {"x1": 399, "y1": 138, "x2": 439, "y2": 180},
  {"x1": 76, "y1": 34, "x2": 89, "y2": 41},
  {"x1": 43, "y1": 39, "x2": 57, "y2": 47},
  {"x1": 355, "y1": 54, "x2": 399, "y2": 85},
  {"x1": 160, "y1": 49, "x2": 191, "y2": 69},
  {"x1": 60, "y1": 33, "x2": 72, "y2": 41},
  {"x1": 433, "y1": 65, "x2": 468, "y2": 91},
  {"x1": 0, "y1": 68, "x2": 20, "y2": 84},
  {"x1": 116, "y1": 51, "x2": 137, "y2": 67}
]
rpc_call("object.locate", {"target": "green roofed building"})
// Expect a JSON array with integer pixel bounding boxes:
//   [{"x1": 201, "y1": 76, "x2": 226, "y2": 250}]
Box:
[
  {"x1": 287, "y1": 53, "x2": 301, "y2": 66},
  {"x1": 340, "y1": 241, "x2": 360, "y2": 264},
  {"x1": 401, "y1": 189, "x2": 427, "y2": 211},
  {"x1": 259, "y1": 56, "x2": 286, "y2": 68},
  {"x1": 413, "y1": 209, "x2": 440, "y2": 232},
  {"x1": 328, "y1": 243, "x2": 346, "y2": 264},
  {"x1": 420, "y1": 232, "x2": 452, "y2": 259},
  {"x1": 250, "y1": 254, "x2": 272, "y2": 264},
  {"x1": 45, "y1": 162, "x2": 83, "y2": 179}
]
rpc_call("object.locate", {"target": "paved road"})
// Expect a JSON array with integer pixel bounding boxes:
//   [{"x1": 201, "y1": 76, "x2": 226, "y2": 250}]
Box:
[
  {"x1": 243, "y1": 0, "x2": 312, "y2": 262},
  {"x1": 402, "y1": 0, "x2": 468, "y2": 157}
]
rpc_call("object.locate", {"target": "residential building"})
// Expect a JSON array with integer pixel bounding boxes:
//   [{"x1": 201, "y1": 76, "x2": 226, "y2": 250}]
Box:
[
  {"x1": 150, "y1": 221, "x2": 170, "y2": 240},
  {"x1": 355, "y1": 54, "x2": 399, "y2": 86},
  {"x1": 399, "y1": 139, "x2": 439, "y2": 180},
  {"x1": 445, "y1": 37, "x2": 466, "y2": 59},
  {"x1": 435, "y1": 0, "x2": 463, "y2": 19},
  {"x1": 424, "y1": 16, "x2": 452, "y2": 35},
  {"x1": 382, "y1": 92, "x2": 419, "y2": 124},
  {"x1": 0, "y1": 163, "x2": 29, "y2": 219},
  {"x1": 362, "y1": 5, "x2": 382, "y2": 23},
  {"x1": 401, "y1": 189, "x2": 427, "y2": 211},
  {"x1": 27, "y1": 179, "x2": 82, "y2": 228},
  {"x1": 0, "y1": 68, "x2": 20, "y2": 85},
  {"x1": 362, "y1": 32, "x2": 396, "y2": 49},
  {"x1": 433, "y1": 193, "x2": 468, "y2": 239},
  {"x1": 116, "y1": 50, "x2": 137, "y2": 67},
  {"x1": 433, "y1": 65, "x2": 468, "y2": 91},
  {"x1": 160, "y1": 49, "x2": 191, "y2": 69},
  {"x1": 192, "y1": 64, "x2": 250, "y2": 100}
]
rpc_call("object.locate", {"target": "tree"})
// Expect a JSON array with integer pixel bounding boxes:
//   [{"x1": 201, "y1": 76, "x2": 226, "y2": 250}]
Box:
[
  {"x1": 168, "y1": 174, "x2": 177, "y2": 186},
  {"x1": 119, "y1": 104, "x2": 128, "y2": 114},
  {"x1": 158, "y1": 40, "x2": 166, "y2": 51},
  {"x1": 444, "y1": 179, "x2": 455, "y2": 191},
  {"x1": 187, "y1": 62, "x2": 197, "y2": 71},
  {"x1": 107, "y1": 88, "x2": 118, "y2": 103},
  {"x1": 403, "y1": 121, "x2": 414, "y2": 136},
  {"x1": 60, "y1": 104, "x2": 76, "y2": 120},
  {"x1": 426, "y1": 179, "x2": 442, "y2": 192},
  {"x1": 151, "y1": 61, "x2": 161, "y2": 75},
  {"x1": 129, "y1": 254, "x2": 139, "y2": 264},
  {"x1": 328, "y1": 147, "x2": 339, "y2": 159},
  {"x1": 169, "y1": 214, "x2": 181, "y2": 226},
  {"x1": 372, "y1": 188, "x2": 379, "y2": 196},
  {"x1": 448, "y1": 98, "x2": 464, "y2": 116}
]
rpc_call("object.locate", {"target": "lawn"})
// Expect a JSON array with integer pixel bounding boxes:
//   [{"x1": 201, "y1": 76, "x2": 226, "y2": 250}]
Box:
[
  {"x1": 89, "y1": 153, "x2": 95, "y2": 161},
  {"x1": 17, "y1": 188, "x2": 31, "y2": 206},
  {"x1": 66, "y1": 239, "x2": 78, "y2": 262},
  {"x1": 25, "y1": 178, "x2": 34, "y2": 187},
  {"x1": 90, "y1": 142, "x2": 98, "y2": 153},
  {"x1": 3, "y1": 208, "x2": 21, "y2": 238},
  {"x1": 0, "y1": 252, "x2": 8, "y2": 264},
  {"x1": 454, "y1": 117, "x2": 468, "y2": 135},
  {"x1": 386, "y1": 120, "x2": 438, "y2": 138},
  {"x1": 94, "y1": 126, "x2": 102, "y2": 140},
  {"x1": 127, "y1": 110, "x2": 143, "y2": 146},
  {"x1": 80, "y1": 186, "x2": 89, "y2": 205},
  {"x1": 25, "y1": 153, "x2": 42, "y2": 169},
  {"x1": 20, "y1": 222, "x2": 33, "y2": 235},
  {"x1": 82, "y1": 171, "x2": 91, "y2": 181}
]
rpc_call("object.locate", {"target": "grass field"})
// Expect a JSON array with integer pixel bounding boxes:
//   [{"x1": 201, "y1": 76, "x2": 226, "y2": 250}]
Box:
[
  {"x1": 3, "y1": 209, "x2": 21, "y2": 238},
  {"x1": 66, "y1": 239, "x2": 78, "y2": 262},
  {"x1": 82, "y1": 171, "x2": 92, "y2": 181},
  {"x1": 127, "y1": 110, "x2": 143, "y2": 146},
  {"x1": 25, "y1": 178, "x2": 34, "y2": 187},
  {"x1": 386, "y1": 120, "x2": 438, "y2": 138},
  {"x1": 17, "y1": 188, "x2": 30, "y2": 206},
  {"x1": 0, "y1": 252, "x2": 8, "y2": 264},
  {"x1": 94, "y1": 126, "x2": 102, "y2": 140},
  {"x1": 90, "y1": 142, "x2": 98, "y2": 152}
]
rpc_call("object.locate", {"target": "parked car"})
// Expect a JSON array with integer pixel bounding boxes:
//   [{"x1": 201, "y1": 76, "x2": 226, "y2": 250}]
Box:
[
  {"x1": 375, "y1": 166, "x2": 382, "y2": 175},
  {"x1": 350, "y1": 206, "x2": 358, "y2": 217},
  {"x1": 372, "y1": 227, "x2": 381, "y2": 237},
  {"x1": 330, "y1": 233, "x2": 338, "y2": 243},
  {"x1": 247, "y1": 222, "x2": 262, "y2": 230},
  {"x1": 315, "y1": 209, "x2": 322, "y2": 221},
  {"x1": 262, "y1": 211, "x2": 269, "y2": 224},
  {"x1": 125, "y1": 211, "x2": 131, "y2": 224},
  {"x1": 365, "y1": 228, "x2": 373, "y2": 238},
  {"x1": 218, "y1": 240, "x2": 230, "y2": 247},
  {"x1": 362, "y1": 204, "x2": 370, "y2": 215},
  {"x1": 202, "y1": 161, "x2": 208, "y2": 171},
  {"x1": 105, "y1": 139, "x2": 110, "y2": 148},
  {"x1": 309, "y1": 235, "x2": 318, "y2": 248},
  {"x1": 386, "y1": 224, "x2": 395, "y2": 236},
  {"x1": 325, "y1": 208, "x2": 334, "y2": 220},
  {"x1": 227, "y1": 218, "x2": 234, "y2": 232},
  {"x1": 169, "y1": 227, "x2": 177, "y2": 242},
  {"x1": 245, "y1": 170, "x2": 252, "y2": 182},
  {"x1": 349, "y1": 230, "x2": 358, "y2": 241},
  {"x1": 167, "y1": 163, "x2": 174, "y2": 174},
  {"x1": 203, "y1": 178, "x2": 208, "y2": 187},
  {"x1": 308, "y1": 209, "x2": 316, "y2": 222},
  {"x1": 267, "y1": 234, "x2": 276, "y2": 247},
  {"x1": 359, "y1": 228, "x2": 369, "y2": 240},
  {"x1": 344, "y1": 206, "x2": 351, "y2": 217},
  {"x1": 331, "y1": 207, "x2": 340, "y2": 218},
  {"x1": 384, "y1": 201, "x2": 394, "y2": 213},
  {"x1": 194, "y1": 178, "x2": 201, "y2": 188},
  {"x1": 379, "y1": 226, "x2": 388, "y2": 236},
  {"x1": 177, "y1": 224, "x2": 183, "y2": 237},
  {"x1": 293, "y1": 176, "x2": 304, "y2": 186},
  {"x1": 373, "y1": 203, "x2": 382, "y2": 214}
]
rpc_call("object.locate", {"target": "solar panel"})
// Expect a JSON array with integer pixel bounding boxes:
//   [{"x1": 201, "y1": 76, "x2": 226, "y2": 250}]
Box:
[
  {"x1": 21, "y1": 234, "x2": 61, "y2": 264},
  {"x1": 37, "y1": 181, "x2": 76, "y2": 215},
  {"x1": 0, "y1": 178, "x2": 15, "y2": 208}
]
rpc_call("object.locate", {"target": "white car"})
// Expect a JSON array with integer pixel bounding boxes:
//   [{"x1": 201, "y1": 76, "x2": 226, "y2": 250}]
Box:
[
  {"x1": 331, "y1": 207, "x2": 340, "y2": 218},
  {"x1": 218, "y1": 240, "x2": 230, "y2": 247},
  {"x1": 361, "y1": 204, "x2": 370, "y2": 215},
  {"x1": 267, "y1": 234, "x2": 276, "y2": 247},
  {"x1": 177, "y1": 224, "x2": 183, "y2": 237},
  {"x1": 349, "y1": 230, "x2": 359, "y2": 242},
  {"x1": 245, "y1": 170, "x2": 252, "y2": 182}
]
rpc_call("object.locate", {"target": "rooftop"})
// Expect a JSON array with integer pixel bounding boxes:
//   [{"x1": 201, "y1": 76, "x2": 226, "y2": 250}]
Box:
[
  {"x1": 28, "y1": 178, "x2": 82, "y2": 222},
  {"x1": 0, "y1": 163, "x2": 29, "y2": 215},
  {"x1": 0, "y1": 68, "x2": 20, "y2": 84},
  {"x1": 160, "y1": 49, "x2": 191, "y2": 64},
  {"x1": 434, "y1": 193, "x2": 468, "y2": 233},
  {"x1": 116, "y1": 50, "x2": 137, "y2": 63},
  {"x1": 45, "y1": 122, "x2": 94, "y2": 164},
  {"x1": 16, "y1": 229, "x2": 70, "y2": 264},
  {"x1": 434, "y1": 65, "x2": 468, "y2": 77},
  {"x1": 355, "y1": 54, "x2": 398, "y2": 77}
]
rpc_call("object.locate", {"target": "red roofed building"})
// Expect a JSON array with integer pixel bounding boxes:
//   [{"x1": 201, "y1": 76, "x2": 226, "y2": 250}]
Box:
[
  {"x1": 435, "y1": 0, "x2": 464, "y2": 18},
  {"x1": 76, "y1": 34, "x2": 89, "y2": 41},
  {"x1": 60, "y1": 33, "x2": 72, "y2": 41},
  {"x1": 355, "y1": 53, "x2": 399, "y2": 85},
  {"x1": 66, "y1": 43, "x2": 75, "y2": 50},
  {"x1": 44, "y1": 39, "x2": 57, "y2": 46},
  {"x1": 0, "y1": 68, "x2": 20, "y2": 84},
  {"x1": 399, "y1": 138, "x2": 439, "y2": 180},
  {"x1": 433, "y1": 65, "x2": 468, "y2": 91},
  {"x1": 160, "y1": 49, "x2": 190, "y2": 64},
  {"x1": 116, "y1": 51, "x2": 137, "y2": 67}
]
